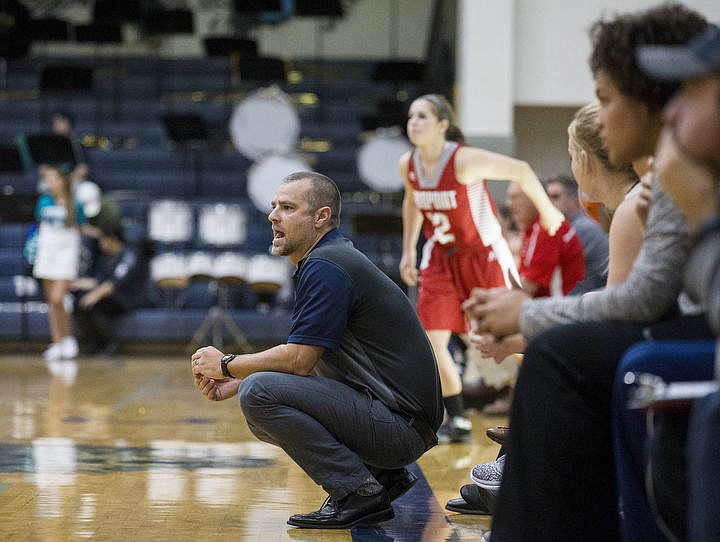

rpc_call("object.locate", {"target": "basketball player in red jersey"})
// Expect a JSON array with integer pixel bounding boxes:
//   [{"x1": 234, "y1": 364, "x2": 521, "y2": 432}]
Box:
[{"x1": 399, "y1": 94, "x2": 564, "y2": 443}]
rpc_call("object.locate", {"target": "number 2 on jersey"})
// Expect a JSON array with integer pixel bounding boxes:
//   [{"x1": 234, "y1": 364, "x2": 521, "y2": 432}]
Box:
[{"x1": 425, "y1": 211, "x2": 455, "y2": 244}]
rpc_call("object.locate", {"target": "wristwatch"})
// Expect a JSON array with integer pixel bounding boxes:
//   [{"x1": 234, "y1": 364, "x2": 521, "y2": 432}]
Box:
[{"x1": 220, "y1": 353, "x2": 236, "y2": 378}]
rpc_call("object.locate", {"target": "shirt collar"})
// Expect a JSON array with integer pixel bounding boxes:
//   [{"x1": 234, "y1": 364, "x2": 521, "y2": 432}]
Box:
[{"x1": 295, "y1": 228, "x2": 342, "y2": 273}]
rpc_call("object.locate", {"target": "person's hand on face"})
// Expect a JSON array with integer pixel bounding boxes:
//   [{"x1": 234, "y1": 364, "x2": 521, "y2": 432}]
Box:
[{"x1": 655, "y1": 127, "x2": 718, "y2": 231}]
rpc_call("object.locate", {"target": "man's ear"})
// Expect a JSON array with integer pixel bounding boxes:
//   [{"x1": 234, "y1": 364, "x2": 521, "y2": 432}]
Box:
[{"x1": 314, "y1": 206, "x2": 332, "y2": 227}]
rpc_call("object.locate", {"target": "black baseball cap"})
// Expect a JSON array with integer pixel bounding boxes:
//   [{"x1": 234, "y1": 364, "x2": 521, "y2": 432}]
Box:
[{"x1": 637, "y1": 24, "x2": 720, "y2": 80}]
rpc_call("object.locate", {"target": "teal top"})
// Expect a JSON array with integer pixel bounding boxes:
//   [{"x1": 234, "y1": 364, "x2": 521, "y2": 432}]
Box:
[{"x1": 35, "y1": 193, "x2": 87, "y2": 227}]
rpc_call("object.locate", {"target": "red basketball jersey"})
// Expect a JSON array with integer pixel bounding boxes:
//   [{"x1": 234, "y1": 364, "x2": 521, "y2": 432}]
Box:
[{"x1": 407, "y1": 142, "x2": 503, "y2": 254}]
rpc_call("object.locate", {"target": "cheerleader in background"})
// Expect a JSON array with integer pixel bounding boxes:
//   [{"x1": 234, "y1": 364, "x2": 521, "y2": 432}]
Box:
[{"x1": 33, "y1": 165, "x2": 86, "y2": 360}]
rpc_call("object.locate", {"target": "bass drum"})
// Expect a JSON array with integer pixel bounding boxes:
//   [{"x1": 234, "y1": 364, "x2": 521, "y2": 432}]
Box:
[
  {"x1": 197, "y1": 203, "x2": 247, "y2": 246},
  {"x1": 150, "y1": 252, "x2": 189, "y2": 289},
  {"x1": 187, "y1": 251, "x2": 214, "y2": 281},
  {"x1": 213, "y1": 252, "x2": 248, "y2": 285},
  {"x1": 245, "y1": 254, "x2": 290, "y2": 294},
  {"x1": 247, "y1": 154, "x2": 311, "y2": 214},
  {"x1": 229, "y1": 86, "x2": 300, "y2": 161},
  {"x1": 357, "y1": 134, "x2": 412, "y2": 193},
  {"x1": 148, "y1": 200, "x2": 194, "y2": 243}
]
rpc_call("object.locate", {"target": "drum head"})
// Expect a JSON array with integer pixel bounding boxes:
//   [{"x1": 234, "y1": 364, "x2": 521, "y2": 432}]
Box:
[
  {"x1": 357, "y1": 135, "x2": 411, "y2": 193},
  {"x1": 148, "y1": 200, "x2": 193, "y2": 243},
  {"x1": 247, "y1": 155, "x2": 310, "y2": 214},
  {"x1": 246, "y1": 254, "x2": 289, "y2": 294},
  {"x1": 230, "y1": 87, "x2": 300, "y2": 161},
  {"x1": 198, "y1": 203, "x2": 247, "y2": 246},
  {"x1": 213, "y1": 252, "x2": 248, "y2": 284},
  {"x1": 187, "y1": 251, "x2": 214, "y2": 281},
  {"x1": 151, "y1": 252, "x2": 189, "y2": 289}
]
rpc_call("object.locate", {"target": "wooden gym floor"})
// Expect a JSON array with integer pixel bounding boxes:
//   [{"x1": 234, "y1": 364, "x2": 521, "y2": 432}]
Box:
[{"x1": 0, "y1": 350, "x2": 503, "y2": 542}]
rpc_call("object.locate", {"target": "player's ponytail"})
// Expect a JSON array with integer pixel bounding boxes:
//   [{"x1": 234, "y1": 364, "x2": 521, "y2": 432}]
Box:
[
  {"x1": 445, "y1": 124, "x2": 466, "y2": 144},
  {"x1": 418, "y1": 93, "x2": 466, "y2": 144}
]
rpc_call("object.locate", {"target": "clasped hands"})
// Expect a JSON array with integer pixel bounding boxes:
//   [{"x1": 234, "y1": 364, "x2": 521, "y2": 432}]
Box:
[
  {"x1": 191, "y1": 345, "x2": 240, "y2": 401},
  {"x1": 462, "y1": 287, "x2": 530, "y2": 362}
]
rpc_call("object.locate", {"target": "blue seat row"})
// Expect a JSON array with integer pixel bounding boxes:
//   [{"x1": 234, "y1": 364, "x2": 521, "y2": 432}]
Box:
[
  {"x1": 0, "y1": 304, "x2": 292, "y2": 346},
  {"x1": 0, "y1": 53, "x2": 413, "y2": 348},
  {"x1": 0, "y1": 247, "x2": 28, "y2": 276}
]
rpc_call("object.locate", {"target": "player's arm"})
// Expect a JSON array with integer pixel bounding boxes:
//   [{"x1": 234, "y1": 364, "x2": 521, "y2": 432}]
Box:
[
  {"x1": 456, "y1": 147, "x2": 564, "y2": 236},
  {"x1": 192, "y1": 343, "x2": 324, "y2": 381},
  {"x1": 399, "y1": 152, "x2": 424, "y2": 286}
]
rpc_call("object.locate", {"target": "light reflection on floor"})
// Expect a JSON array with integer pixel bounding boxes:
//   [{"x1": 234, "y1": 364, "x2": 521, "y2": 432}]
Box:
[{"x1": 0, "y1": 354, "x2": 499, "y2": 541}]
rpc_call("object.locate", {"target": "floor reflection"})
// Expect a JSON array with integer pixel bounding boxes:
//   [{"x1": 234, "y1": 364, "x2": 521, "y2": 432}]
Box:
[
  {"x1": 0, "y1": 354, "x2": 496, "y2": 541},
  {"x1": 0, "y1": 440, "x2": 276, "y2": 474}
]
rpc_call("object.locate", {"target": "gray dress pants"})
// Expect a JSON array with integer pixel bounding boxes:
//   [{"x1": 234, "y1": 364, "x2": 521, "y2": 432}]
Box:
[{"x1": 238, "y1": 371, "x2": 428, "y2": 501}]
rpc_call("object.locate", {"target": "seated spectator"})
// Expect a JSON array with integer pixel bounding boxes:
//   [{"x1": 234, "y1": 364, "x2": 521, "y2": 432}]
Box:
[
  {"x1": 566, "y1": 102, "x2": 644, "y2": 288},
  {"x1": 72, "y1": 224, "x2": 148, "y2": 355},
  {"x1": 74, "y1": 180, "x2": 123, "y2": 275},
  {"x1": 610, "y1": 129, "x2": 718, "y2": 542},
  {"x1": 73, "y1": 181, "x2": 120, "y2": 232},
  {"x1": 506, "y1": 180, "x2": 585, "y2": 298},
  {"x1": 451, "y1": 8, "x2": 711, "y2": 541},
  {"x1": 544, "y1": 175, "x2": 608, "y2": 293},
  {"x1": 608, "y1": 25, "x2": 720, "y2": 542},
  {"x1": 449, "y1": 99, "x2": 644, "y2": 516}
]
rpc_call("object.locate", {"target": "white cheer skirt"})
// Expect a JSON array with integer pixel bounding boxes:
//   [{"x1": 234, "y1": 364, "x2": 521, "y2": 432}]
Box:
[{"x1": 33, "y1": 223, "x2": 81, "y2": 280}]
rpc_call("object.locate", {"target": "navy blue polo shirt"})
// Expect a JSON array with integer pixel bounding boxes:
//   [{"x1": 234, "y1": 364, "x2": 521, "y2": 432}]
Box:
[
  {"x1": 288, "y1": 229, "x2": 443, "y2": 431},
  {"x1": 289, "y1": 229, "x2": 354, "y2": 349}
]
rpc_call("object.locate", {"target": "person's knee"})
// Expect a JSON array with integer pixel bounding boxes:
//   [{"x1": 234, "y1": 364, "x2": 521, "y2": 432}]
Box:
[
  {"x1": 617, "y1": 341, "x2": 715, "y2": 392},
  {"x1": 238, "y1": 372, "x2": 275, "y2": 418},
  {"x1": 518, "y1": 327, "x2": 565, "y2": 378},
  {"x1": 238, "y1": 373, "x2": 285, "y2": 446},
  {"x1": 45, "y1": 288, "x2": 66, "y2": 307}
]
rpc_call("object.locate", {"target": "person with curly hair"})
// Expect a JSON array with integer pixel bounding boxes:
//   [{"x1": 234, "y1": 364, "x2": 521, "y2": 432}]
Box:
[
  {"x1": 618, "y1": 24, "x2": 720, "y2": 542},
  {"x1": 464, "y1": 4, "x2": 711, "y2": 541}
]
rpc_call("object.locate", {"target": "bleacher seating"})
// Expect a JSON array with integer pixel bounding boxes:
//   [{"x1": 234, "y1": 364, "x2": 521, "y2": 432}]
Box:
[{"x1": 0, "y1": 52, "x2": 418, "y2": 348}]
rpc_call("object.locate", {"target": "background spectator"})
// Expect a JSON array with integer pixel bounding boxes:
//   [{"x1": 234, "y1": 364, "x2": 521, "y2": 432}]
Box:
[
  {"x1": 544, "y1": 174, "x2": 608, "y2": 293},
  {"x1": 72, "y1": 223, "x2": 148, "y2": 356}
]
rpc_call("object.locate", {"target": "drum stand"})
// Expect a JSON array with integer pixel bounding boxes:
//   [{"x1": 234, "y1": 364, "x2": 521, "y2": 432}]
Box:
[{"x1": 187, "y1": 280, "x2": 253, "y2": 354}]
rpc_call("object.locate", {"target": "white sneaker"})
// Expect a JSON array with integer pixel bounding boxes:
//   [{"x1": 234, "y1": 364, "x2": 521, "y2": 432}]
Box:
[
  {"x1": 43, "y1": 343, "x2": 63, "y2": 361},
  {"x1": 437, "y1": 416, "x2": 473, "y2": 444},
  {"x1": 483, "y1": 531, "x2": 492, "y2": 542},
  {"x1": 60, "y1": 336, "x2": 79, "y2": 359}
]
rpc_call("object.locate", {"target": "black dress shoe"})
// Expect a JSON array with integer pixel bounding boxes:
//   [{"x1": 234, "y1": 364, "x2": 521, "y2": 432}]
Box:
[
  {"x1": 287, "y1": 491, "x2": 394, "y2": 529},
  {"x1": 289, "y1": 497, "x2": 336, "y2": 522},
  {"x1": 375, "y1": 468, "x2": 418, "y2": 501},
  {"x1": 445, "y1": 484, "x2": 496, "y2": 515}
]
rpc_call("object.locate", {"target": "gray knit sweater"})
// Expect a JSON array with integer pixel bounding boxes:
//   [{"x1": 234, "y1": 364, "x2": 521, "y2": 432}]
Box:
[{"x1": 519, "y1": 177, "x2": 690, "y2": 338}]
